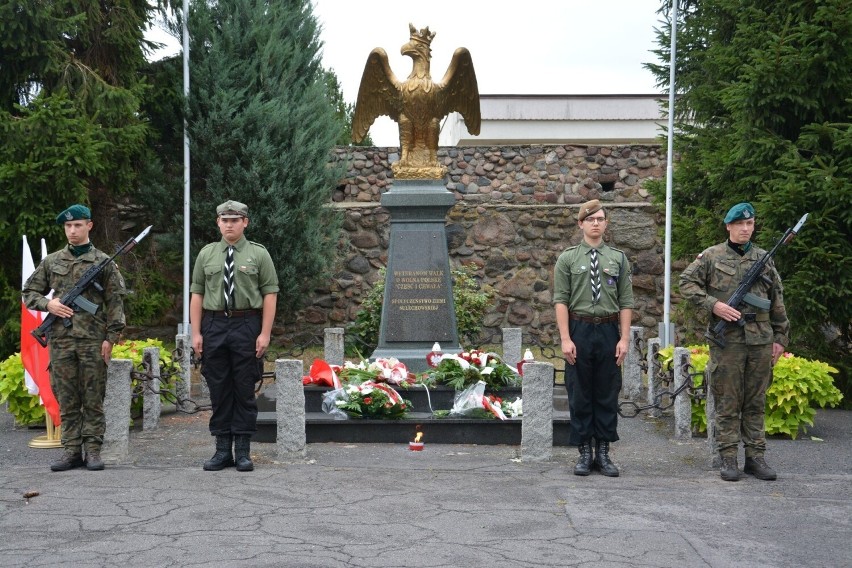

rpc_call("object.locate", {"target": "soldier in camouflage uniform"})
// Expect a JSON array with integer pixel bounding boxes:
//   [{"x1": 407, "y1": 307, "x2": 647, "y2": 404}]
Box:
[
  {"x1": 23, "y1": 204, "x2": 126, "y2": 472},
  {"x1": 679, "y1": 203, "x2": 789, "y2": 482}
]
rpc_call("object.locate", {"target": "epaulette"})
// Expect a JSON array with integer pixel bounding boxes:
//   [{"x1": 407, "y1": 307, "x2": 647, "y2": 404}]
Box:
[{"x1": 250, "y1": 241, "x2": 268, "y2": 250}]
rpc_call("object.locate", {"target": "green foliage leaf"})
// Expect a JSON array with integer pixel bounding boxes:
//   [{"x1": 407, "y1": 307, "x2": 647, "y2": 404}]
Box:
[
  {"x1": 660, "y1": 344, "x2": 843, "y2": 438},
  {"x1": 0, "y1": 353, "x2": 44, "y2": 426}
]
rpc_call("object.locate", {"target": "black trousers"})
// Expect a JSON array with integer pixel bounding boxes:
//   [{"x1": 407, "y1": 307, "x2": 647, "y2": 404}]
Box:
[
  {"x1": 201, "y1": 312, "x2": 263, "y2": 436},
  {"x1": 565, "y1": 320, "x2": 622, "y2": 445}
]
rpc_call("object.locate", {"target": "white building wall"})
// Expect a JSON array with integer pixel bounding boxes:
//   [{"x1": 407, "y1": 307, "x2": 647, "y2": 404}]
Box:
[{"x1": 440, "y1": 94, "x2": 666, "y2": 146}]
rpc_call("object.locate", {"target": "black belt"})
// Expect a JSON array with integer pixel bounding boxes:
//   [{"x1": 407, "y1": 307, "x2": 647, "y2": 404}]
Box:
[
  {"x1": 570, "y1": 312, "x2": 619, "y2": 324},
  {"x1": 206, "y1": 309, "x2": 261, "y2": 318}
]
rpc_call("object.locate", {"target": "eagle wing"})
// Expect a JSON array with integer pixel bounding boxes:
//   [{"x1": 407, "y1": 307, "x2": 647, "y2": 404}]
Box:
[
  {"x1": 352, "y1": 48, "x2": 402, "y2": 143},
  {"x1": 437, "y1": 47, "x2": 481, "y2": 135}
]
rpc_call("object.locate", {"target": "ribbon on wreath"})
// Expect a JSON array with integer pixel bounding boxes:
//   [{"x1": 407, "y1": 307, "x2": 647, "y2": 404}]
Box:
[
  {"x1": 364, "y1": 381, "x2": 405, "y2": 405},
  {"x1": 302, "y1": 359, "x2": 342, "y2": 389}
]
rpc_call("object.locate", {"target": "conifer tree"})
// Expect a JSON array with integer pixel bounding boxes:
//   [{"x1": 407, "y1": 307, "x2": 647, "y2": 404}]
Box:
[
  {"x1": 186, "y1": 0, "x2": 344, "y2": 314},
  {"x1": 0, "y1": 0, "x2": 163, "y2": 354},
  {"x1": 647, "y1": 0, "x2": 851, "y2": 396}
]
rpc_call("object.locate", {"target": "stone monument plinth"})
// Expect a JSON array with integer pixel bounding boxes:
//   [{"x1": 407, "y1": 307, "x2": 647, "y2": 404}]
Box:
[{"x1": 370, "y1": 180, "x2": 461, "y2": 372}]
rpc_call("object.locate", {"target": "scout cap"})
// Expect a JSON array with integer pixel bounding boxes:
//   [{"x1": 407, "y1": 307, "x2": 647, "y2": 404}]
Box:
[
  {"x1": 216, "y1": 200, "x2": 248, "y2": 219},
  {"x1": 56, "y1": 204, "x2": 92, "y2": 225},
  {"x1": 724, "y1": 202, "x2": 755, "y2": 223},
  {"x1": 578, "y1": 199, "x2": 603, "y2": 222}
]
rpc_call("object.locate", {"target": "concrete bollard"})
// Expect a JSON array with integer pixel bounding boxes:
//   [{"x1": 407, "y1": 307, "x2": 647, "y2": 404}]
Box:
[
  {"x1": 142, "y1": 347, "x2": 161, "y2": 431},
  {"x1": 521, "y1": 361, "x2": 554, "y2": 462},
  {"x1": 276, "y1": 359, "x2": 306, "y2": 459},
  {"x1": 102, "y1": 358, "x2": 132, "y2": 464},
  {"x1": 324, "y1": 327, "x2": 345, "y2": 367},
  {"x1": 622, "y1": 326, "x2": 644, "y2": 401},
  {"x1": 646, "y1": 338, "x2": 662, "y2": 418},
  {"x1": 673, "y1": 347, "x2": 692, "y2": 439},
  {"x1": 705, "y1": 368, "x2": 719, "y2": 467},
  {"x1": 175, "y1": 333, "x2": 192, "y2": 411},
  {"x1": 502, "y1": 327, "x2": 522, "y2": 371}
]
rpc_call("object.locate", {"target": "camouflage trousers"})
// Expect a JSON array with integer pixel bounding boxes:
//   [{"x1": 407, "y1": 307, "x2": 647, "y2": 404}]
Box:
[
  {"x1": 48, "y1": 337, "x2": 108, "y2": 454},
  {"x1": 708, "y1": 341, "x2": 773, "y2": 458}
]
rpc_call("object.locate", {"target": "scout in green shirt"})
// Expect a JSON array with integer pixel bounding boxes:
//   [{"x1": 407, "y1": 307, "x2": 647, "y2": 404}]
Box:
[
  {"x1": 552, "y1": 199, "x2": 634, "y2": 478},
  {"x1": 190, "y1": 200, "x2": 279, "y2": 473}
]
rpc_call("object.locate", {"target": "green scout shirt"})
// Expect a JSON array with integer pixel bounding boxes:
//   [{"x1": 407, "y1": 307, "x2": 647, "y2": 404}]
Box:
[
  {"x1": 553, "y1": 241, "x2": 634, "y2": 316},
  {"x1": 22, "y1": 245, "x2": 126, "y2": 343},
  {"x1": 190, "y1": 236, "x2": 279, "y2": 310},
  {"x1": 679, "y1": 242, "x2": 789, "y2": 346}
]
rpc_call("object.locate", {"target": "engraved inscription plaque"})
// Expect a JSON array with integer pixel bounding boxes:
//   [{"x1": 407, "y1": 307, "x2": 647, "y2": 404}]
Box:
[{"x1": 384, "y1": 229, "x2": 454, "y2": 341}]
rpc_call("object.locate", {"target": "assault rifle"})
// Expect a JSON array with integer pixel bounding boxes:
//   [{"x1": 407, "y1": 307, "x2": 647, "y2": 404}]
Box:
[
  {"x1": 32, "y1": 225, "x2": 152, "y2": 348},
  {"x1": 705, "y1": 213, "x2": 808, "y2": 348}
]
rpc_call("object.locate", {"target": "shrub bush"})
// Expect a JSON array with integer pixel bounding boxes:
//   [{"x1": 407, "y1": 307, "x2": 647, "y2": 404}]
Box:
[
  {"x1": 0, "y1": 353, "x2": 45, "y2": 426},
  {"x1": 659, "y1": 345, "x2": 843, "y2": 439},
  {"x1": 0, "y1": 338, "x2": 178, "y2": 426}
]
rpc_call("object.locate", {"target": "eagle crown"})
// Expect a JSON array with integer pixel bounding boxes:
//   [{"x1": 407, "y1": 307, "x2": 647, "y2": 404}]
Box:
[{"x1": 408, "y1": 24, "x2": 436, "y2": 47}]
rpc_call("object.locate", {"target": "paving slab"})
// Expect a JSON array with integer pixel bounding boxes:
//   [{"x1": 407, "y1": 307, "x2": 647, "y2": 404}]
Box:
[{"x1": 1, "y1": 405, "x2": 849, "y2": 568}]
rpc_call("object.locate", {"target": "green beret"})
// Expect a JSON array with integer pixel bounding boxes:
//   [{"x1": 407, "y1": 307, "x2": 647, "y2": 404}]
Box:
[
  {"x1": 578, "y1": 199, "x2": 603, "y2": 222},
  {"x1": 216, "y1": 200, "x2": 248, "y2": 219},
  {"x1": 56, "y1": 204, "x2": 92, "y2": 225},
  {"x1": 723, "y1": 202, "x2": 756, "y2": 223}
]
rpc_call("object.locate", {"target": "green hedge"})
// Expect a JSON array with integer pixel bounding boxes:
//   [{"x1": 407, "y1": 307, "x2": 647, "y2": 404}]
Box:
[{"x1": 659, "y1": 345, "x2": 843, "y2": 439}]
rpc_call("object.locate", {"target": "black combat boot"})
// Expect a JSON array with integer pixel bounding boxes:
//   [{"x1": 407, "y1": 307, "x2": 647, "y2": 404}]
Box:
[
  {"x1": 203, "y1": 434, "x2": 235, "y2": 471},
  {"x1": 573, "y1": 441, "x2": 593, "y2": 476},
  {"x1": 594, "y1": 440, "x2": 620, "y2": 477},
  {"x1": 744, "y1": 456, "x2": 777, "y2": 480},
  {"x1": 50, "y1": 450, "x2": 85, "y2": 472},
  {"x1": 234, "y1": 435, "x2": 254, "y2": 472},
  {"x1": 85, "y1": 448, "x2": 105, "y2": 471},
  {"x1": 720, "y1": 455, "x2": 739, "y2": 481}
]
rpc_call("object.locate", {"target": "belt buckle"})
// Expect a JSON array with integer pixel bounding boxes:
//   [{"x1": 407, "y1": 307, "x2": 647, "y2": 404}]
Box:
[{"x1": 593, "y1": 316, "x2": 602, "y2": 325}]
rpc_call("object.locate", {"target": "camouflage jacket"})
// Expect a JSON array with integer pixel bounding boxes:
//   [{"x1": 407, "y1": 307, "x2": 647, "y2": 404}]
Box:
[
  {"x1": 23, "y1": 245, "x2": 127, "y2": 343},
  {"x1": 679, "y1": 242, "x2": 789, "y2": 346}
]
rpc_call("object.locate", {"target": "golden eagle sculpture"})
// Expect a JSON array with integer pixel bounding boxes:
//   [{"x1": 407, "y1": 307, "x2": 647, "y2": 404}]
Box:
[{"x1": 352, "y1": 24, "x2": 481, "y2": 179}]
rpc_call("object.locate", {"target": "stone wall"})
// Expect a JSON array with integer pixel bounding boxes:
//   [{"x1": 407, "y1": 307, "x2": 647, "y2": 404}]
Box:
[{"x1": 283, "y1": 144, "x2": 667, "y2": 345}]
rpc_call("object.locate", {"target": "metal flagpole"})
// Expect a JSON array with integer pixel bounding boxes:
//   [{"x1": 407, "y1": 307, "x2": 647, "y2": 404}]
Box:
[
  {"x1": 663, "y1": 0, "x2": 678, "y2": 347},
  {"x1": 182, "y1": 0, "x2": 191, "y2": 336}
]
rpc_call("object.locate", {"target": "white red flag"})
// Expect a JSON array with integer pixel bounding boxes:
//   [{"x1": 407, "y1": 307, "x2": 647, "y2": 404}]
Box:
[{"x1": 21, "y1": 236, "x2": 60, "y2": 425}]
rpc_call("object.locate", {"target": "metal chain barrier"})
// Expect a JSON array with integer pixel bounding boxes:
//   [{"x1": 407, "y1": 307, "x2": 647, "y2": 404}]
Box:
[
  {"x1": 131, "y1": 346, "x2": 211, "y2": 414},
  {"x1": 618, "y1": 360, "x2": 706, "y2": 418},
  {"x1": 131, "y1": 334, "x2": 325, "y2": 414},
  {"x1": 527, "y1": 333, "x2": 705, "y2": 419}
]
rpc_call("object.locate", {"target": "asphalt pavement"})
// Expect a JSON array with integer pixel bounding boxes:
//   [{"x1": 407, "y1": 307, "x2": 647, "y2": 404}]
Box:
[{"x1": 1, "y1": 400, "x2": 850, "y2": 568}]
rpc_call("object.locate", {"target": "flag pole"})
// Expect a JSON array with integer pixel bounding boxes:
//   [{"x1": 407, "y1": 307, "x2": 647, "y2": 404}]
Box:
[
  {"x1": 23, "y1": 236, "x2": 62, "y2": 448},
  {"x1": 181, "y1": 0, "x2": 191, "y2": 336},
  {"x1": 27, "y1": 413, "x2": 62, "y2": 449},
  {"x1": 662, "y1": 0, "x2": 678, "y2": 347}
]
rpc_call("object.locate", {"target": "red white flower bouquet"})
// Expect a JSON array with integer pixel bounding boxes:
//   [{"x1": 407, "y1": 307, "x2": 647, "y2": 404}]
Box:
[
  {"x1": 338, "y1": 357, "x2": 415, "y2": 386},
  {"x1": 425, "y1": 349, "x2": 521, "y2": 392},
  {"x1": 323, "y1": 381, "x2": 412, "y2": 419}
]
